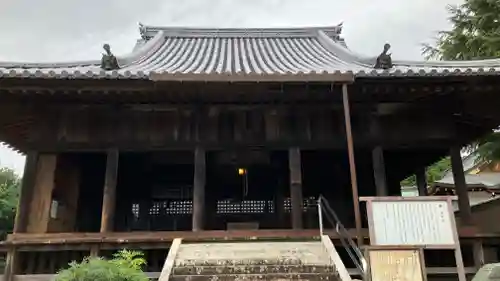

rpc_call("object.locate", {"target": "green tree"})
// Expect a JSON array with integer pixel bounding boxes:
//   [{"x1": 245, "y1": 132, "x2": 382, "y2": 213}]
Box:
[
  {"x1": 0, "y1": 167, "x2": 20, "y2": 240},
  {"x1": 422, "y1": 0, "x2": 500, "y2": 60},
  {"x1": 422, "y1": 0, "x2": 500, "y2": 163},
  {"x1": 401, "y1": 157, "x2": 451, "y2": 186},
  {"x1": 0, "y1": 167, "x2": 20, "y2": 273}
]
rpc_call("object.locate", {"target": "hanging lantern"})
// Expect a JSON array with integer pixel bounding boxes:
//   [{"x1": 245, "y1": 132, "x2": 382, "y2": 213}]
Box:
[{"x1": 238, "y1": 168, "x2": 247, "y2": 175}]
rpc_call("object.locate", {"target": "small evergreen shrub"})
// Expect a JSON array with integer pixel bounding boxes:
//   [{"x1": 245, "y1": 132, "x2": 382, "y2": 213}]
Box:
[{"x1": 55, "y1": 249, "x2": 148, "y2": 281}]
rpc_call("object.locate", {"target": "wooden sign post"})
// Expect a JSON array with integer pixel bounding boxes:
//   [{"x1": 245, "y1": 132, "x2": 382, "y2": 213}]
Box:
[{"x1": 360, "y1": 196, "x2": 466, "y2": 281}]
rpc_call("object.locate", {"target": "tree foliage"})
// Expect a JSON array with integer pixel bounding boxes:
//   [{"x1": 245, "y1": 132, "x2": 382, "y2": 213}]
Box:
[
  {"x1": 422, "y1": 0, "x2": 500, "y2": 60},
  {"x1": 0, "y1": 167, "x2": 20, "y2": 240},
  {"x1": 401, "y1": 157, "x2": 451, "y2": 186},
  {"x1": 466, "y1": 131, "x2": 500, "y2": 164},
  {"x1": 422, "y1": 0, "x2": 500, "y2": 163},
  {"x1": 55, "y1": 250, "x2": 148, "y2": 281},
  {"x1": 111, "y1": 250, "x2": 147, "y2": 271}
]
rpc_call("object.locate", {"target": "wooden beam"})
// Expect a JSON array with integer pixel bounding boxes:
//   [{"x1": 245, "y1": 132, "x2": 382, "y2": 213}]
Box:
[
  {"x1": 13, "y1": 152, "x2": 38, "y2": 233},
  {"x1": 15, "y1": 137, "x2": 459, "y2": 155},
  {"x1": 288, "y1": 147, "x2": 303, "y2": 230},
  {"x1": 100, "y1": 150, "x2": 119, "y2": 232},
  {"x1": 3, "y1": 226, "x2": 488, "y2": 247},
  {"x1": 192, "y1": 147, "x2": 206, "y2": 231}
]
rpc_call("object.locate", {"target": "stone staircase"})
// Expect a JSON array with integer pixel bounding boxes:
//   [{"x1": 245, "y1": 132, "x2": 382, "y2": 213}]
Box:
[{"x1": 167, "y1": 240, "x2": 341, "y2": 281}]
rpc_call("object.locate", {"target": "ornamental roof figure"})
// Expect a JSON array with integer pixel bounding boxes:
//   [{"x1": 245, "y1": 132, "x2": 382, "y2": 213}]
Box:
[
  {"x1": 100, "y1": 43, "x2": 120, "y2": 71},
  {"x1": 374, "y1": 43, "x2": 393, "y2": 70}
]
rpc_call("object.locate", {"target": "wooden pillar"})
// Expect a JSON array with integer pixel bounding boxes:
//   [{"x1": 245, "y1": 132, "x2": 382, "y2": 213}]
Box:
[
  {"x1": 416, "y1": 167, "x2": 428, "y2": 196},
  {"x1": 3, "y1": 247, "x2": 18, "y2": 281},
  {"x1": 372, "y1": 146, "x2": 388, "y2": 196},
  {"x1": 100, "y1": 150, "x2": 119, "y2": 233},
  {"x1": 289, "y1": 147, "x2": 303, "y2": 229},
  {"x1": 342, "y1": 83, "x2": 363, "y2": 246},
  {"x1": 26, "y1": 154, "x2": 57, "y2": 233},
  {"x1": 450, "y1": 145, "x2": 472, "y2": 224},
  {"x1": 473, "y1": 241, "x2": 485, "y2": 269},
  {"x1": 89, "y1": 245, "x2": 100, "y2": 258},
  {"x1": 192, "y1": 147, "x2": 206, "y2": 231},
  {"x1": 13, "y1": 152, "x2": 38, "y2": 233}
]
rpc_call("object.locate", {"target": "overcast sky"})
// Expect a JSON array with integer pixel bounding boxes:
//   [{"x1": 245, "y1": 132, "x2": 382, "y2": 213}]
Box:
[{"x1": 0, "y1": 0, "x2": 463, "y2": 175}]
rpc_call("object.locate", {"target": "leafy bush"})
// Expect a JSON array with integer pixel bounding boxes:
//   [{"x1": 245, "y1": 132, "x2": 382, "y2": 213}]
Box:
[
  {"x1": 112, "y1": 249, "x2": 147, "y2": 271},
  {"x1": 55, "y1": 250, "x2": 148, "y2": 281}
]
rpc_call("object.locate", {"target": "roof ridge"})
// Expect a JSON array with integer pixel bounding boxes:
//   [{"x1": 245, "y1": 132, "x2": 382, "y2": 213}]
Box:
[{"x1": 140, "y1": 24, "x2": 343, "y2": 39}]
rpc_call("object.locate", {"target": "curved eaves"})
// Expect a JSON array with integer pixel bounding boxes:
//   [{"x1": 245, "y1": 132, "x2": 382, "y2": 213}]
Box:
[
  {"x1": 316, "y1": 31, "x2": 375, "y2": 70},
  {"x1": 0, "y1": 31, "x2": 166, "y2": 69}
]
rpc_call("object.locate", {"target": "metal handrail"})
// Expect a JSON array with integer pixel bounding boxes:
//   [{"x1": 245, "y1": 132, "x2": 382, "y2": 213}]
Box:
[{"x1": 317, "y1": 195, "x2": 367, "y2": 275}]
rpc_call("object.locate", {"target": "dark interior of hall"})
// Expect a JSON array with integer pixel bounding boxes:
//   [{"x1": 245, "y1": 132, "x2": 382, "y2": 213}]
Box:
[{"x1": 71, "y1": 148, "x2": 448, "y2": 232}]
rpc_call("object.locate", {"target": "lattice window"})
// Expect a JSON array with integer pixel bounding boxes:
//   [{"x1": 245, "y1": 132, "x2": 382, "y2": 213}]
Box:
[
  {"x1": 267, "y1": 201, "x2": 275, "y2": 213},
  {"x1": 284, "y1": 198, "x2": 291, "y2": 212},
  {"x1": 149, "y1": 202, "x2": 161, "y2": 215},
  {"x1": 283, "y1": 197, "x2": 316, "y2": 212},
  {"x1": 217, "y1": 200, "x2": 274, "y2": 214},
  {"x1": 165, "y1": 200, "x2": 192, "y2": 215},
  {"x1": 131, "y1": 196, "x2": 316, "y2": 218},
  {"x1": 143, "y1": 200, "x2": 193, "y2": 216},
  {"x1": 131, "y1": 203, "x2": 140, "y2": 219}
]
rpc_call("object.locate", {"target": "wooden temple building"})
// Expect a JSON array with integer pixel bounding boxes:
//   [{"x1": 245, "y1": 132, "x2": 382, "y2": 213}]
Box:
[{"x1": 1, "y1": 23, "x2": 500, "y2": 279}]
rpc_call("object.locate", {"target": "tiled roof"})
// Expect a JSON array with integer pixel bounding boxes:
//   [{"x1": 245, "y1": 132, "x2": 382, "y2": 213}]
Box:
[
  {"x1": 401, "y1": 185, "x2": 500, "y2": 211},
  {"x1": 451, "y1": 191, "x2": 500, "y2": 212},
  {"x1": 434, "y1": 173, "x2": 500, "y2": 189},
  {"x1": 2, "y1": 24, "x2": 500, "y2": 81}
]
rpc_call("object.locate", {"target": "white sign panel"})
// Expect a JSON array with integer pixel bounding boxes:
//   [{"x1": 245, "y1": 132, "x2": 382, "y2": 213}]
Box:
[{"x1": 370, "y1": 200, "x2": 456, "y2": 246}]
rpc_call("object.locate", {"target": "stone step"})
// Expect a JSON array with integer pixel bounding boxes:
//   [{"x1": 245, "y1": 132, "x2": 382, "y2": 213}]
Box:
[
  {"x1": 169, "y1": 273, "x2": 339, "y2": 281},
  {"x1": 175, "y1": 241, "x2": 330, "y2": 266},
  {"x1": 175, "y1": 258, "x2": 326, "y2": 267},
  {"x1": 172, "y1": 264, "x2": 336, "y2": 275}
]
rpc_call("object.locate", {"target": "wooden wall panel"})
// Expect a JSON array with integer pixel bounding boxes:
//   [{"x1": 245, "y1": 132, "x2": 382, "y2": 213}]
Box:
[
  {"x1": 203, "y1": 107, "x2": 219, "y2": 142},
  {"x1": 234, "y1": 110, "x2": 246, "y2": 141},
  {"x1": 23, "y1": 105, "x2": 459, "y2": 150},
  {"x1": 218, "y1": 111, "x2": 234, "y2": 141},
  {"x1": 178, "y1": 110, "x2": 193, "y2": 141},
  {"x1": 264, "y1": 110, "x2": 279, "y2": 141},
  {"x1": 149, "y1": 111, "x2": 166, "y2": 144}
]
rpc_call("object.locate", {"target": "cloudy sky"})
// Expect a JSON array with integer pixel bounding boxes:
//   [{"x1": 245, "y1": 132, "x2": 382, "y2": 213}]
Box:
[{"x1": 0, "y1": 0, "x2": 462, "y2": 175}]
